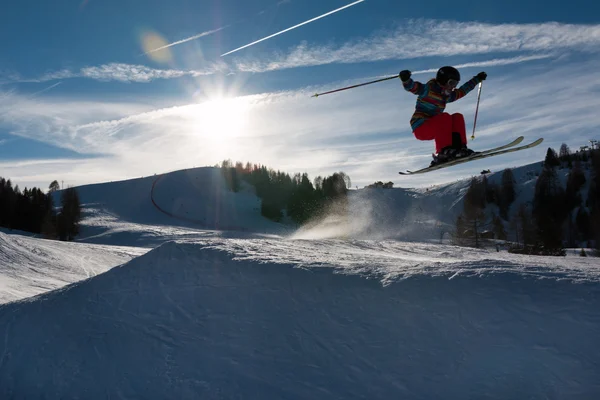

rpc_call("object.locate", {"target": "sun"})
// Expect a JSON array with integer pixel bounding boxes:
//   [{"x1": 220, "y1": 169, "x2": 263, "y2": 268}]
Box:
[{"x1": 191, "y1": 96, "x2": 249, "y2": 139}]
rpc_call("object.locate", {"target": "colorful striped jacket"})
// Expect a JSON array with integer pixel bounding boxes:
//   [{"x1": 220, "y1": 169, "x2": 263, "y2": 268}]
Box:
[{"x1": 402, "y1": 77, "x2": 480, "y2": 131}]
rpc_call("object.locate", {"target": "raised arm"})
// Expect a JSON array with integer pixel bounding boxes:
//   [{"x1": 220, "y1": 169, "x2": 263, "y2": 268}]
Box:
[
  {"x1": 448, "y1": 72, "x2": 487, "y2": 102},
  {"x1": 400, "y1": 70, "x2": 425, "y2": 96}
]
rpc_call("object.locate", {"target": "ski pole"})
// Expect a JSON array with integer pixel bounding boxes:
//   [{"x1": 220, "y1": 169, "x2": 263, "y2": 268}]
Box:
[
  {"x1": 471, "y1": 81, "x2": 483, "y2": 140},
  {"x1": 311, "y1": 75, "x2": 398, "y2": 98}
]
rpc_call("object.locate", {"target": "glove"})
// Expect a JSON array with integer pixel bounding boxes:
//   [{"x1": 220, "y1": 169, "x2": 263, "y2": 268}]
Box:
[
  {"x1": 399, "y1": 70, "x2": 411, "y2": 82},
  {"x1": 476, "y1": 71, "x2": 487, "y2": 82}
]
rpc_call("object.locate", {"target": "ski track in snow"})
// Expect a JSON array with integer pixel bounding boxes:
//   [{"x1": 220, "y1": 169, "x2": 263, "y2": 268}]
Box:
[{"x1": 0, "y1": 230, "x2": 147, "y2": 304}]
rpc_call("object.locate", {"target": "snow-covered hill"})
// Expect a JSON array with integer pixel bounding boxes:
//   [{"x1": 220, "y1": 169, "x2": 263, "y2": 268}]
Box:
[
  {"x1": 58, "y1": 167, "x2": 290, "y2": 247},
  {"x1": 1, "y1": 159, "x2": 599, "y2": 398},
  {"x1": 48, "y1": 155, "x2": 593, "y2": 247},
  {"x1": 1, "y1": 238, "x2": 599, "y2": 399}
]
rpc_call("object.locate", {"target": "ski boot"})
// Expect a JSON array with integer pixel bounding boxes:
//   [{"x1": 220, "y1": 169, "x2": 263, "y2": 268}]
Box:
[
  {"x1": 450, "y1": 132, "x2": 475, "y2": 158},
  {"x1": 430, "y1": 147, "x2": 457, "y2": 167},
  {"x1": 430, "y1": 144, "x2": 475, "y2": 167}
]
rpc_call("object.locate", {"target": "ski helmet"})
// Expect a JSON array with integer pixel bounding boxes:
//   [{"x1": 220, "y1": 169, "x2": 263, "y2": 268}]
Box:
[{"x1": 436, "y1": 66, "x2": 460, "y2": 85}]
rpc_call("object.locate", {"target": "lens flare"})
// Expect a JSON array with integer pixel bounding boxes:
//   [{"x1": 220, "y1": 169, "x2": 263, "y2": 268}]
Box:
[{"x1": 141, "y1": 31, "x2": 172, "y2": 63}]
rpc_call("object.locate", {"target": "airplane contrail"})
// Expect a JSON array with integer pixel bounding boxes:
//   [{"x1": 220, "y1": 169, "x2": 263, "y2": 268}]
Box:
[
  {"x1": 221, "y1": 0, "x2": 365, "y2": 57},
  {"x1": 30, "y1": 81, "x2": 63, "y2": 96},
  {"x1": 144, "y1": 26, "x2": 231, "y2": 55},
  {"x1": 0, "y1": 82, "x2": 63, "y2": 119}
]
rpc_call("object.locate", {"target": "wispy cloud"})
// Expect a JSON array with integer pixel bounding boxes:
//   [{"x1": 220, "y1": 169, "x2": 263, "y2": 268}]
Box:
[
  {"x1": 412, "y1": 54, "x2": 556, "y2": 75},
  {"x1": 0, "y1": 82, "x2": 63, "y2": 119},
  {"x1": 4, "y1": 56, "x2": 600, "y2": 190},
  {"x1": 13, "y1": 63, "x2": 227, "y2": 83},
  {"x1": 232, "y1": 19, "x2": 600, "y2": 72},
  {"x1": 221, "y1": 0, "x2": 365, "y2": 56},
  {"x1": 347, "y1": 54, "x2": 556, "y2": 84},
  {"x1": 7, "y1": 20, "x2": 599, "y2": 85}
]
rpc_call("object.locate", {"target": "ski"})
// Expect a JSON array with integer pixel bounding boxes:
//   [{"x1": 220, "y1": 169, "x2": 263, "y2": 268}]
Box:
[
  {"x1": 399, "y1": 137, "x2": 543, "y2": 175},
  {"x1": 399, "y1": 136, "x2": 524, "y2": 175}
]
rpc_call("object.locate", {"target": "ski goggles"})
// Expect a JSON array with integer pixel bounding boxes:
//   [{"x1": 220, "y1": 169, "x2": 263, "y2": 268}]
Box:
[{"x1": 447, "y1": 79, "x2": 459, "y2": 88}]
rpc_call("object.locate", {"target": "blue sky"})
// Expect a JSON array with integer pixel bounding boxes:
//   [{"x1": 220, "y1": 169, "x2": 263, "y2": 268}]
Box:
[{"x1": 1, "y1": 0, "x2": 600, "y2": 190}]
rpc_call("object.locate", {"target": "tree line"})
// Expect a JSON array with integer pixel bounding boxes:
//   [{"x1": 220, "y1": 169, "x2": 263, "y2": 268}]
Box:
[
  {"x1": 0, "y1": 178, "x2": 82, "y2": 241},
  {"x1": 453, "y1": 145, "x2": 600, "y2": 256},
  {"x1": 219, "y1": 160, "x2": 350, "y2": 224}
]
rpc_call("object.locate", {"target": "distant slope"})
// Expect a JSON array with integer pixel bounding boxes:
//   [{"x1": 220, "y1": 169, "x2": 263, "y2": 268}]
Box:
[
  {"x1": 344, "y1": 157, "x2": 595, "y2": 242},
  {"x1": 50, "y1": 157, "x2": 594, "y2": 244},
  {"x1": 1, "y1": 239, "x2": 599, "y2": 398},
  {"x1": 54, "y1": 167, "x2": 289, "y2": 246}
]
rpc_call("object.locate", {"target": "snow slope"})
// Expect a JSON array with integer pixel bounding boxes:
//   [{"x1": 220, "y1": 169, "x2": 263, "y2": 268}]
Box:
[
  {"x1": 60, "y1": 167, "x2": 289, "y2": 247},
  {"x1": 2, "y1": 160, "x2": 598, "y2": 398},
  {"x1": 1, "y1": 238, "x2": 599, "y2": 399},
  {"x1": 0, "y1": 230, "x2": 147, "y2": 304},
  {"x1": 61, "y1": 165, "x2": 469, "y2": 246},
  {"x1": 54, "y1": 158, "x2": 589, "y2": 247}
]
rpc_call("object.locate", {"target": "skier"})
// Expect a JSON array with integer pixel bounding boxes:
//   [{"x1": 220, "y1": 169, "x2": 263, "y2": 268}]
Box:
[{"x1": 399, "y1": 66, "x2": 487, "y2": 166}]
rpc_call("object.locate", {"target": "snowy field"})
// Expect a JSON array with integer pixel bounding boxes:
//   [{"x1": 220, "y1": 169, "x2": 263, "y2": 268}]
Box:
[{"x1": 1, "y1": 166, "x2": 599, "y2": 399}]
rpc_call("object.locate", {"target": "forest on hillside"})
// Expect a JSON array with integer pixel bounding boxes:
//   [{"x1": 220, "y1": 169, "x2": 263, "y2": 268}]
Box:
[
  {"x1": 453, "y1": 145, "x2": 600, "y2": 256},
  {"x1": 219, "y1": 160, "x2": 351, "y2": 225},
  {"x1": 0, "y1": 179, "x2": 81, "y2": 241}
]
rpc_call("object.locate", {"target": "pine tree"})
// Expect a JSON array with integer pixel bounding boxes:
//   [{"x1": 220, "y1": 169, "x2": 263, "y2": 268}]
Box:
[
  {"x1": 58, "y1": 187, "x2": 81, "y2": 241},
  {"x1": 221, "y1": 167, "x2": 239, "y2": 192},
  {"x1": 512, "y1": 203, "x2": 536, "y2": 247},
  {"x1": 48, "y1": 180, "x2": 60, "y2": 193},
  {"x1": 544, "y1": 148, "x2": 560, "y2": 168},
  {"x1": 455, "y1": 177, "x2": 489, "y2": 247},
  {"x1": 588, "y1": 150, "x2": 600, "y2": 254},
  {"x1": 593, "y1": 209, "x2": 600, "y2": 256},
  {"x1": 492, "y1": 214, "x2": 507, "y2": 240},
  {"x1": 559, "y1": 143, "x2": 571, "y2": 161},
  {"x1": 575, "y1": 207, "x2": 591, "y2": 244},
  {"x1": 452, "y1": 215, "x2": 468, "y2": 246},
  {"x1": 287, "y1": 173, "x2": 318, "y2": 224},
  {"x1": 499, "y1": 168, "x2": 516, "y2": 220},
  {"x1": 322, "y1": 172, "x2": 349, "y2": 199},
  {"x1": 464, "y1": 177, "x2": 486, "y2": 211},
  {"x1": 482, "y1": 175, "x2": 497, "y2": 204},
  {"x1": 565, "y1": 161, "x2": 586, "y2": 211},
  {"x1": 533, "y1": 167, "x2": 566, "y2": 250}
]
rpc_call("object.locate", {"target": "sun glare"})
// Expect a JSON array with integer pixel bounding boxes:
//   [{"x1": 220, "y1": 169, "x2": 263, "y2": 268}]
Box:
[{"x1": 192, "y1": 97, "x2": 250, "y2": 147}]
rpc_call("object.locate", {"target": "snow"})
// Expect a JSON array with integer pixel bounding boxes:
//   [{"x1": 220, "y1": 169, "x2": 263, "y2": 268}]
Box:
[
  {"x1": 61, "y1": 168, "x2": 290, "y2": 247},
  {"x1": 1, "y1": 164, "x2": 599, "y2": 398},
  {"x1": 0, "y1": 229, "x2": 146, "y2": 304}
]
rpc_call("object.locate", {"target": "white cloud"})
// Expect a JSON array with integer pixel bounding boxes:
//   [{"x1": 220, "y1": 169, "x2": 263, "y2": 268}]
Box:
[
  {"x1": 11, "y1": 62, "x2": 228, "y2": 84},
  {"x1": 3, "y1": 51, "x2": 600, "y2": 190},
  {"x1": 5, "y1": 20, "x2": 599, "y2": 85},
  {"x1": 232, "y1": 19, "x2": 600, "y2": 72}
]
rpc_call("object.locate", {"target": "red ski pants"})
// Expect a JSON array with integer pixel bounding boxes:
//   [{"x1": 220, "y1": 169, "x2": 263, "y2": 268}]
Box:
[{"x1": 413, "y1": 112, "x2": 466, "y2": 153}]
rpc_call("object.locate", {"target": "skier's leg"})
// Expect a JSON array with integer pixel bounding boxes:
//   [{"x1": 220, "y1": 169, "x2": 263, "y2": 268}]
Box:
[
  {"x1": 413, "y1": 113, "x2": 452, "y2": 153},
  {"x1": 450, "y1": 112, "x2": 474, "y2": 157},
  {"x1": 451, "y1": 113, "x2": 467, "y2": 147}
]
